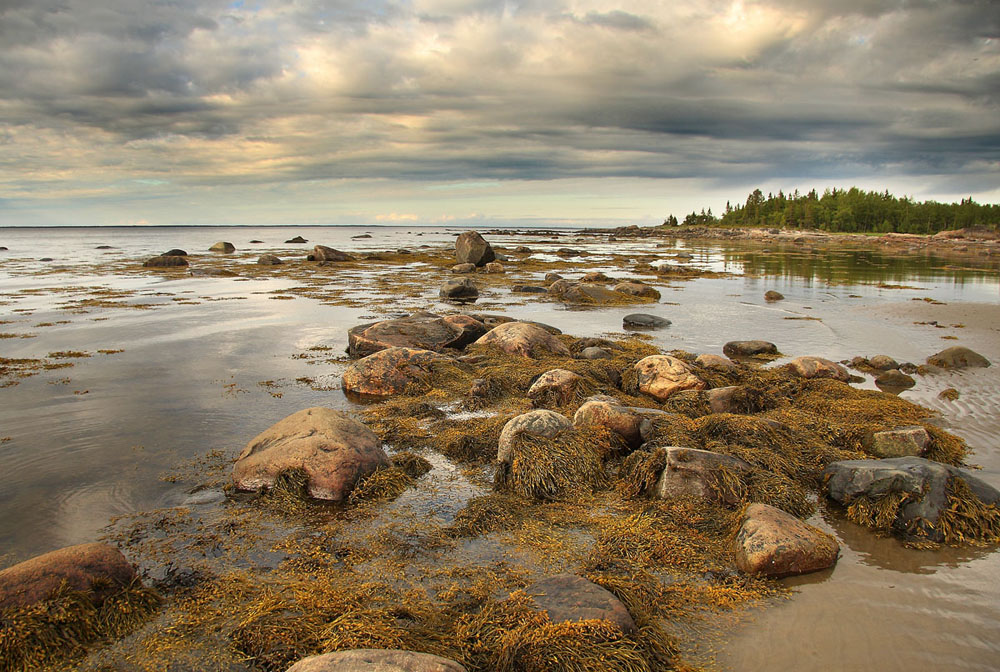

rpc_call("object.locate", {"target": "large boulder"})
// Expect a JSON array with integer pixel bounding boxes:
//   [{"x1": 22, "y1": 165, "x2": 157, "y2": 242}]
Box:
[
  {"x1": 926, "y1": 346, "x2": 991, "y2": 369},
  {"x1": 573, "y1": 397, "x2": 643, "y2": 448},
  {"x1": 527, "y1": 573, "x2": 636, "y2": 635},
  {"x1": 786, "y1": 356, "x2": 850, "y2": 381},
  {"x1": 528, "y1": 369, "x2": 584, "y2": 407},
  {"x1": 497, "y1": 409, "x2": 571, "y2": 465},
  {"x1": 209, "y1": 241, "x2": 235, "y2": 252},
  {"x1": 733, "y1": 503, "x2": 839, "y2": 577},
  {"x1": 863, "y1": 426, "x2": 930, "y2": 458},
  {"x1": 475, "y1": 321, "x2": 571, "y2": 359},
  {"x1": 553, "y1": 282, "x2": 625, "y2": 305},
  {"x1": 439, "y1": 278, "x2": 479, "y2": 301},
  {"x1": 257, "y1": 254, "x2": 283, "y2": 265},
  {"x1": 347, "y1": 313, "x2": 487, "y2": 358},
  {"x1": 285, "y1": 650, "x2": 467, "y2": 672},
  {"x1": 0, "y1": 543, "x2": 138, "y2": 611},
  {"x1": 285, "y1": 235, "x2": 308, "y2": 243},
  {"x1": 143, "y1": 255, "x2": 188, "y2": 268},
  {"x1": 455, "y1": 231, "x2": 495, "y2": 266},
  {"x1": 823, "y1": 456, "x2": 1000, "y2": 540},
  {"x1": 723, "y1": 340, "x2": 778, "y2": 358},
  {"x1": 612, "y1": 282, "x2": 660, "y2": 299},
  {"x1": 312, "y1": 245, "x2": 354, "y2": 262},
  {"x1": 232, "y1": 408, "x2": 388, "y2": 501},
  {"x1": 342, "y1": 347, "x2": 448, "y2": 398},
  {"x1": 633, "y1": 355, "x2": 705, "y2": 401},
  {"x1": 655, "y1": 447, "x2": 751, "y2": 505}
]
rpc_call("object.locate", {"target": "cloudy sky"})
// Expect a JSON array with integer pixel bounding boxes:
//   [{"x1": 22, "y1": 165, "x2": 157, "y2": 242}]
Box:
[{"x1": 1, "y1": 0, "x2": 997, "y2": 227}]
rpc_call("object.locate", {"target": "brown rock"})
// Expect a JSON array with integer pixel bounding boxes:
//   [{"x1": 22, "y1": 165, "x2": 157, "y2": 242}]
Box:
[
  {"x1": 232, "y1": 407, "x2": 388, "y2": 501},
  {"x1": 926, "y1": 346, "x2": 991, "y2": 369},
  {"x1": 655, "y1": 447, "x2": 751, "y2": 505},
  {"x1": 257, "y1": 254, "x2": 283, "y2": 265},
  {"x1": 613, "y1": 281, "x2": 661, "y2": 299},
  {"x1": 528, "y1": 369, "x2": 584, "y2": 407},
  {"x1": 497, "y1": 409, "x2": 572, "y2": 464},
  {"x1": 723, "y1": 340, "x2": 778, "y2": 358},
  {"x1": 455, "y1": 231, "x2": 495, "y2": 266},
  {"x1": 347, "y1": 313, "x2": 486, "y2": 358},
  {"x1": 864, "y1": 425, "x2": 930, "y2": 458},
  {"x1": 559, "y1": 283, "x2": 624, "y2": 304},
  {"x1": 706, "y1": 386, "x2": 742, "y2": 414},
  {"x1": 475, "y1": 321, "x2": 571, "y2": 359},
  {"x1": 869, "y1": 354, "x2": 899, "y2": 370},
  {"x1": 696, "y1": 353, "x2": 736, "y2": 369},
  {"x1": 634, "y1": 355, "x2": 705, "y2": 401},
  {"x1": 580, "y1": 271, "x2": 611, "y2": 282},
  {"x1": 573, "y1": 398, "x2": 642, "y2": 447},
  {"x1": 482, "y1": 261, "x2": 504, "y2": 273},
  {"x1": 341, "y1": 347, "x2": 448, "y2": 398},
  {"x1": 874, "y1": 368, "x2": 916, "y2": 390},
  {"x1": 209, "y1": 241, "x2": 235, "y2": 252},
  {"x1": 285, "y1": 649, "x2": 467, "y2": 672},
  {"x1": 0, "y1": 543, "x2": 138, "y2": 611},
  {"x1": 787, "y1": 356, "x2": 850, "y2": 381},
  {"x1": 764, "y1": 290, "x2": 784, "y2": 301},
  {"x1": 527, "y1": 574, "x2": 635, "y2": 635},
  {"x1": 143, "y1": 255, "x2": 188, "y2": 267},
  {"x1": 312, "y1": 245, "x2": 354, "y2": 262},
  {"x1": 734, "y1": 503, "x2": 839, "y2": 578},
  {"x1": 439, "y1": 278, "x2": 479, "y2": 301},
  {"x1": 451, "y1": 263, "x2": 476, "y2": 273}
]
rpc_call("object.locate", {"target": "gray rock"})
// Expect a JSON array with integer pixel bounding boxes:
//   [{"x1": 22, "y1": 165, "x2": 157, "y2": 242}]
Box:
[
  {"x1": 927, "y1": 346, "x2": 991, "y2": 369},
  {"x1": 527, "y1": 574, "x2": 635, "y2": 635},
  {"x1": 285, "y1": 650, "x2": 467, "y2": 672},
  {"x1": 511, "y1": 284, "x2": 548, "y2": 293},
  {"x1": 439, "y1": 278, "x2": 479, "y2": 301},
  {"x1": 285, "y1": 236, "x2": 308, "y2": 243},
  {"x1": 348, "y1": 313, "x2": 486, "y2": 358},
  {"x1": 623, "y1": 313, "x2": 671, "y2": 329},
  {"x1": 578, "y1": 346, "x2": 612, "y2": 360},
  {"x1": 787, "y1": 356, "x2": 850, "y2": 381},
  {"x1": 497, "y1": 409, "x2": 572, "y2": 464},
  {"x1": 864, "y1": 426, "x2": 930, "y2": 458},
  {"x1": 163, "y1": 248, "x2": 188, "y2": 256},
  {"x1": 455, "y1": 231, "x2": 495, "y2": 266},
  {"x1": 189, "y1": 268, "x2": 238, "y2": 277},
  {"x1": 655, "y1": 447, "x2": 751, "y2": 505},
  {"x1": 874, "y1": 369, "x2": 916, "y2": 390},
  {"x1": 257, "y1": 254, "x2": 283, "y2": 265},
  {"x1": 143, "y1": 255, "x2": 189, "y2": 267},
  {"x1": 723, "y1": 340, "x2": 778, "y2": 358},
  {"x1": 869, "y1": 354, "x2": 899, "y2": 370},
  {"x1": 544, "y1": 272, "x2": 563, "y2": 282}
]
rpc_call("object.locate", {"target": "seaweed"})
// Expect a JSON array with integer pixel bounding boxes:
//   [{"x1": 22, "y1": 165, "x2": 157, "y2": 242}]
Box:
[{"x1": 494, "y1": 426, "x2": 618, "y2": 500}]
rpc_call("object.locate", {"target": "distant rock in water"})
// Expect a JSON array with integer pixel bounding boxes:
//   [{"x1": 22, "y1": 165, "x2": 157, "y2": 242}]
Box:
[
  {"x1": 209, "y1": 241, "x2": 235, "y2": 253},
  {"x1": 39, "y1": 257, "x2": 54, "y2": 262},
  {"x1": 511, "y1": 284, "x2": 547, "y2": 294},
  {"x1": 285, "y1": 235, "x2": 308, "y2": 243},
  {"x1": 440, "y1": 278, "x2": 479, "y2": 302},
  {"x1": 455, "y1": 231, "x2": 495, "y2": 267},
  {"x1": 311, "y1": 245, "x2": 354, "y2": 262},
  {"x1": 95, "y1": 245, "x2": 114, "y2": 250},
  {"x1": 257, "y1": 254, "x2": 282, "y2": 265},
  {"x1": 0, "y1": 246, "x2": 7, "y2": 251},
  {"x1": 764, "y1": 290, "x2": 785, "y2": 301},
  {"x1": 249, "y1": 239, "x2": 264, "y2": 244},
  {"x1": 623, "y1": 314, "x2": 671, "y2": 329},
  {"x1": 190, "y1": 268, "x2": 238, "y2": 277},
  {"x1": 723, "y1": 340, "x2": 778, "y2": 358},
  {"x1": 163, "y1": 248, "x2": 188, "y2": 256},
  {"x1": 143, "y1": 255, "x2": 189, "y2": 267},
  {"x1": 351, "y1": 233, "x2": 372, "y2": 239}
]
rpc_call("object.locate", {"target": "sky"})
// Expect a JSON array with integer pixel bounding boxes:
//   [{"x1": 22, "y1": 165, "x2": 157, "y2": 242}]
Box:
[{"x1": 0, "y1": 0, "x2": 997, "y2": 228}]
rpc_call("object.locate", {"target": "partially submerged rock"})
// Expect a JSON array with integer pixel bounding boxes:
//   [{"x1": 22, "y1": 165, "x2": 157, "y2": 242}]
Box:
[
  {"x1": 163, "y1": 248, "x2": 188, "y2": 256},
  {"x1": 613, "y1": 281, "x2": 661, "y2": 299},
  {"x1": 511, "y1": 284, "x2": 547, "y2": 294},
  {"x1": 633, "y1": 355, "x2": 705, "y2": 401},
  {"x1": 232, "y1": 407, "x2": 389, "y2": 501},
  {"x1": 347, "y1": 313, "x2": 486, "y2": 358},
  {"x1": 623, "y1": 314, "x2": 671, "y2": 329},
  {"x1": 285, "y1": 650, "x2": 468, "y2": 672},
  {"x1": 926, "y1": 346, "x2": 991, "y2": 369},
  {"x1": 440, "y1": 278, "x2": 479, "y2": 301},
  {"x1": 863, "y1": 425, "x2": 930, "y2": 458},
  {"x1": 764, "y1": 290, "x2": 784, "y2": 301},
  {"x1": 285, "y1": 235, "x2": 308, "y2": 243},
  {"x1": 527, "y1": 573, "x2": 636, "y2": 635},
  {"x1": 869, "y1": 354, "x2": 899, "y2": 370},
  {"x1": 475, "y1": 321, "x2": 571, "y2": 359},
  {"x1": 257, "y1": 254, "x2": 283, "y2": 265},
  {"x1": 733, "y1": 503, "x2": 839, "y2": 578},
  {"x1": 143, "y1": 255, "x2": 189, "y2": 268},
  {"x1": 209, "y1": 241, "x2": 235, "y2": 253},
  {"x1": 874, "y1": 369, "x2": 916, "y2": 390},
  {"x1": 655, "y1": 447, "x2": 751, "y2": 505},
  {"x1": 0, "y1": 543, "x2": 138, "y2": 611},
  {"x1": 451, "y1": 263, "x2": 476, "y2": 274},
  {"x1": 723, "y1": 340, "x2": 778, "y2": 358},
  {"x1": 786, "y1": 356, "x2": 850, "y2": 381},
  {"x1": 312, "y1": 245, "x2": 354, "y2": 262},
  {"x1": 455, "y1": 231, "x2": 495, "y2": 267},
  {"x1": 342, "y1": 347, "x2": 449, "y2": 398}
]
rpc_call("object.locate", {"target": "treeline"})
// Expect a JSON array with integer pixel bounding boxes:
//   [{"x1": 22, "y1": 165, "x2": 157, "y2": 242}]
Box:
[{"x1": 669, "y1": 188, "x2": 1000, "y2": 234}]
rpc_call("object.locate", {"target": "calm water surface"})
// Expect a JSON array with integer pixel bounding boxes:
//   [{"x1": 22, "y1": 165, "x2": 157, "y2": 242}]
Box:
[{"x1": 1, "y1": 226, "x2": 998, "y2": 670}]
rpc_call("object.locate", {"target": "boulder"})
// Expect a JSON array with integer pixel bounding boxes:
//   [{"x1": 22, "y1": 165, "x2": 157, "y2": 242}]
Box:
[
  {"x1": 0, "y1": 543, "x2": 138, "y2": 611},
  {"x1": 285, "y1": 650, "x2": 467, "y2": 672},
  {"x1": 163, "y1": 248, "x2": 188, "y2": 256},
  {"x1": 455, "y1": 231, "x2": 495, "y2": 266},
  {"x1": 544, "y1": 272, "x2": 563, "y2": 283},
  {"x1": 347, "y1": 313, "x2": 487, "y2": 358},
  {"x1": 285, "y1": 236, "x2": 308, "y2": 243},
  {"x1": 341, "y1": 347, "x2": 449, "y2": 398},
  {"x1": 874, "y1": 369, "x2": 916, "y2": 390},
  {"x1": 511, "y1": 284, "x2": 548, "y2": 293},
  {"x1": 764, "y1": 290, "x2": 784, "y2": 301},
  {"x1": 143, "y1": 255, "x2": 189, "y2": 267},
  {"x1": 440, "y1": 278, "x2": 479, "y2": 301},
  {"x1": 475, "y1": 321, "x2": 571, "y2": 359},
  {"x1": 249, "y1": 239, "x2": 264, "y2": 243},
  {"x1": 787, "y1": 356, "x2": 850, "y2": 381},
  {"x1": 482, "y1": 262, "x2": 504, "y2": 273},
  {"x1": 869, "y1": 354, "x2": 899, "y2": 370},
  {"x1": 580, "y1": 272, "x2": 611, "y2": 282},
  {"x1": 578, "y1": 346, "x2": 612, "y2": 360},
  {"x1": 864, "y1": 425, "x2": 930, "y2": 458},
  {"x1": 655, "y1": 447, "x2": 751, "y2": 505},
  {"x1": 312, "y1": 245, "x2": 354, "y2": 262},
  {"x1": 528, "y1": 369, "x2": 584, "y2": 407},
  {"x1": 613, "y1": 282, "x2": 661, "y2": 299},
  {"x1": 926, "y1": 346, "x2": 991, "y2": 369},
  {"x1": 573, "y1": 398, "x2": 643, "y2": 447},
  {"x1": 733, "y1": 503, "x2": 839, "y2": 578},
  {"x1": 633, "y1": 355, "x2": 705, "y2": 401},
  {"x1": 257, "y1": 254, "x2": 283, "y2": 265},
  {"x1": 823, "y1": 456, "x2": 1000, "y2": 541},
  {"x1": 209, "y1": 241, "x2": 235, "y2": 253},
  {"x1": 706, "y1": 386, "x2": 742, "y2": 414},
  {"x1": 623, "y1": 314, "x2": 671, "y2": 329},
  {"x1": 723, "y1": 340, "x2": 778, "y2": 358},
  {"x1": 514, "y1": 246, "x2": 532, "y2": 254},
  {"x1": 451, "y1": 263, "x2": 476, "y2": 274},
  {"x1": 556, "y1": 248, "x2": 583, "y2": 257},
  {"x1": 559, "y1": 283, "x2": 625, "y2": 304},
  {"x1": 232, "y1": 407, "x2": 388, "y2": 501},
  {"x1": 527, "y1": 574, "x2": 635, "y2": 635},
  {"x1": 190, "y1": 268, "x2": 238, "y2": 277},
  {"x1": 695, "y1": 353, "x2": 736, "y2": 369},
  {"x1": 497, "y1": 410, "x2": 572, "y2": 465}
]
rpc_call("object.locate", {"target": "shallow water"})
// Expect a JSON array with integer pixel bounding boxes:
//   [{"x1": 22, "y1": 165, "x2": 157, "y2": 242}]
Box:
[{"x1": 1, "y1": 225, "x2": 999, "y2": 670}]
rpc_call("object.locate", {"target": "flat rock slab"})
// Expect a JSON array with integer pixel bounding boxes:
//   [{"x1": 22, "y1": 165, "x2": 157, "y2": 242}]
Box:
[
  {"x1": 864, "y1": 425, "x2": 930, "y2": 458},
  {"x1": 723, "y1": 340, "x2": 777, "y2": 358},
  {"x1": 348, "y1": 314, "x2": 486, "y2": 358},
  {"x1": 823, "y1": 456, "x2": 1000, "y2": 540},
  {"x1": 623, "y1": 313, "x2": 671, "y2": 329},
  {"x1": 927, "y1": 346, "x2": 991, "y2": 369},
  {"x1": 527, "y1": 574, "x2": 636, "y2": 635},
  {"x1": 734, "y1": 503, "x2": 839, "y2": 578},
  {"x1": 342, "y1": 347, "x2": 449, "y2": 398},
  {"x1": 232, "y1": 407, "x2": 388, "y2": 501},
  {"x1": 475, "y1": 321, "x2": 570, "y2": 359},
  {"x1": 0, "y1": 543, "x2": 137, "y2": 611},
  {"x1": 497, "y1": 409, "x2": 572, "y2": 464},
  {"x1": 656, "y1": 447, "x2": 751, "y2": 505},
  {"x1": 286, "y1": 650, "x2": 467, "y2": 672},
  {"x1": 634, "y1": 355, "x2": 705, "y2": 401}
]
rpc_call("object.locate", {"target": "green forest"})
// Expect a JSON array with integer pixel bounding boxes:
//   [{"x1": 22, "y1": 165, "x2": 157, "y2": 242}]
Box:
[{"x1": 669, "y1": 188, "x2": 1000, "y2": 233}]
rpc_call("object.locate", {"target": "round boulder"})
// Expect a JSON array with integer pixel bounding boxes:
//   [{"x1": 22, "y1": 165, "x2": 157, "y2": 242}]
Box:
[
  {"x1": 573, "y1": 398, "x2": 643, "y2": 447},
  {"x1": 163, "y1": 248, "x2": 188, "y2": 256},
  {"x1": 874, "y1": 369, "x2": 916, "y2": 390},
  {"x1": 312, "y1": 245, "x2": 354, "y2": 262},
  {"x1": 257, "y1": 254, "x2": 283, "y2": 265},
  {"x1": 455, "y1": 231, "x2": 495, "y2": 266},
  {"x1": 926, "y1": 346, "x2": 991, "y2": 369},
  {"x1": 348, "y1": 313, "x2": 487, "y2": 358},
  {"x1": 285, "y1": 650, "x2": 467, "y2": 672},
  {"x1": 341, "y1": 347, "x2": 448, "y2": 398},
  {"x1": 764, "y1": 290, "x2": 784, "y2": 301},
  {"x1": 787, "y1": 356, "x2": 850, "y2": 381},
  {"x1": 0, "y1": 543, "x2": 138, "y2": 611},
  {"x1": 528, "y1": 369, "x2": 584, "y2": 407},
  {"x1": 695, "y1": 353, "x2": 736, "y2": 369},
  {"x1": 439, "y1": 278, "x2": 479, "y2": 301},
  {"x1": 474, "y1": 321, "x2": 571, "y2": 359},
  {"x1": 232, "y1": 407, "x2": 389, "y2": 501},
  {"x1": 868, "y1": 354, "x2": 899, "y2": 370},
  {"x1": 633, "y1": 355, "x2": 705, "y2": 401},
  {"x1": 733, "y1": 503, "x2": 839, "y2": 578},
  {"x1": 209, "y1": 241, "x2": 235, "y2": 253},
  {"x1": 497, "y1": 409, "x2": 571, "y2": 464}
]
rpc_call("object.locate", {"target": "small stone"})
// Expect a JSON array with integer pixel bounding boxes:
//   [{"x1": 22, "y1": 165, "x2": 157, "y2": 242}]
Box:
[
  {"x1": 257, "y1": 254, "x2": 283, "y2": 265},
  {"x1": 734, "y1": 504, "x2": 839, "y2": 578},
  {"x1": 938, "y1": 387, "x2": 960, "y2": 401},
  {"x1": 613, "y1": 282, "x2": 661, "y2": 299},
  {"x1": 723, "y1": 340, "x2": 778, "y2": 358},
  {"x1": 511, "y1": 284, "x2": 547, "y2": 293},
  {"x1": 764, "y1": 290, "x2": 784, "y2": 301},
  {"x1": 482, "y1": 262, "x2": 504, "y2": 273},
  {"x1": 544, "y1": 272, "x2": 563, "y2": 283},
  {"x1": 623, "y1": 314, "x2": 671, "y2": 329},
  {"x1": 451, "y1": 263, "x2": 476, "y2": 273}
]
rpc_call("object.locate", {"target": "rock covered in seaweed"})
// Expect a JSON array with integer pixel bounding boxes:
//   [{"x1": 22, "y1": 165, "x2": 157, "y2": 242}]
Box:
[
  {"x1": 342, "y1": 347, "x2": 449, "y2": 398},
  {"x1": 347, "y1": 313, "x2": 486, "y2": 358},
  {"x1": 455, "y1": 231, "x2": 495, "y2": 267},
  {"x1": 655, "y1": 447, "x2": 751, "y2": 505},
  {"x1": 573, "y1": 397, "x2": 644, "y2": 448},
  {"x1": 733, "y1": 503, "x2": 839, "y2": 578},
  {"x1": 633, "y1": 355, "x2": 705, "y2": 401},
  {"x1": 723, "y1": 340, "x2": 777, "y2": 358},
  {"x1": 0, "y1": 543, "x2": 139, "y2": 611},
  {"x1": 232, "y1": 407, "x2": 389, "y2": 501},
  {"x1": 474, "y1": 321, "x2": 571, "y2": 359},
  {"x1": 863, "y1": 426, "x2": 930, "y2": 458},
  {"x1": 612, "y1": 281, "x2": 661, "y2": 299},
  {"x1": 497, "y1": 409, "x2": 572, "y2": 465},
  {"x1": 526, "y1": 573, "x2": 636, "y2": 635},
  {"x1": 285, "y1": 650, "x2": 468, "y2": 671},
  {"x1": 528, "y1": 369, "x2": 584, "y2": 407}
]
